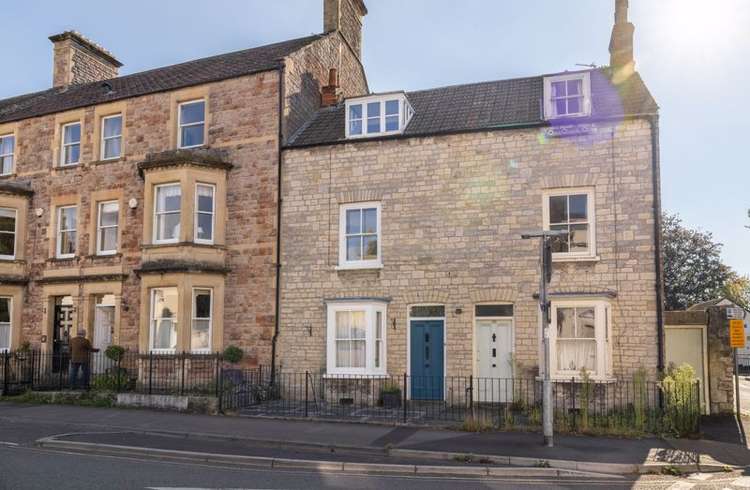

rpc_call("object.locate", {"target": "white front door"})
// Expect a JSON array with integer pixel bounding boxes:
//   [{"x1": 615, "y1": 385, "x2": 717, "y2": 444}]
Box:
[
  {"x1": 665, "y1": 325, "x2": 708, "y2": 413},
  {"x1": 475, "y1": 318, "x2": 513, "y2": 402},
  {"x1": 92, "y1": 299, "x2": 115, "y2": 374}
]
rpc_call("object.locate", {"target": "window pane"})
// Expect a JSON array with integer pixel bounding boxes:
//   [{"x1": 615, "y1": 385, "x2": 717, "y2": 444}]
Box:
[
  {"x1": 475, "y1": 304, "x2": 514, "y2": 317},
  {"x1": 578, "y1": 308, "x2": 596, "y2": 338},
  {"x1": 550, "y1": 224, "x2": 569, "y2": 253},
  {"x1": 0, "y1": 209, "x2": 15, "y2": 232},
  {"x1": 180, "y1": 101, "x2": 205, "y2": 125},
  {"x1": 157, "y1": 213, "x2": 180, "y2": 241},
  {"x1": 346, "y1": 236, "x2": 362, "y2": 261},
  {"x1": 548, "y1": 196, "x2": 568, "y2": 224},
  {"x1": 336, "y1": 340, "x2": 351, "y2": 367},
  {"x1": 385, "y1": 100, "x2": 399, "y2": 116},
  {"x1": 556, "y1": 308, "x2": 575, "y2": 338},
  {"x1": 156, "y1": 185, "x2": 181, "y2": 212},
  {"x1": 60, "y1": 231, "x2": 76, "y2": 255},
  {"x1": 0, "y1": 156, "x2": 12, "y2": 175},
  {"x1": 197, "y1": 185, "x2": 214, "y2": 212},
  {"x1": 64, "y1": 144, "x2": 80, "y2": 164},
  {"x1": 567, "y1": 79, "x2": 582, "y2": 96},
  {"x1": 103, "y1": 116, "x2": 122, "y2": 137},
  {"x1": 196, "y1": 213, "x2": 213, "y2": 241},
  {"x1": 349, "y1": 104, "x2": 362, "y2": 120},
  {"x1": 0, "y1": 136, "x2": 13, "y2": 155},
  {"x1": 64, "y1": 124, "x2": 81, "y2": 144},
  {"x1": 362, "y1": 235, "x2": 377, "y2": 260},
  {"x1": 349, "y1": 119, "x2": 362, "y2": 135},
  {"x1": 555, "y1": 99, "x2": 567, "y2": 116},
  {"x1": 335, "y1": 311, "x2": 350, "y2": 338},
  {"x1": 351, "y1": 340, "x2": 365, "y2": 367},
  {"x1": 362, "y1": 208, "x2": 377, "y2": 233},
  {"x1": 551, "y1": 81, "x2": 566, "y2": 97},
  {"x1": 345, "y1": 209, "x2": 361, "y2": 234},
  {"x1": 568, "y1": 195, "x2": 587, "y2": 222},
  {"x1": 557, "y1": 339, "x2": 596, "y2": 372},
  {"x1": 569, "y1": 223, "x2": 589, "y2": 252},
  {"x1": 100, "y1": 202, "x2": 118, "y2": 226},
  {"x1": 181, "y1": 124, "x2": 204, "y2": 147},
  {"x1": 410, "y1": 305, "x2": 445, "y2": 318},
  {"x1": 154, "y1": 320, "x2": 177, "y2": 349},
  {"x1": 567, "y1": 96, "x2": 581, "y2": 114},
  {"x1": 385, "y1": 115, "x2": 399, "y2": 132},
  {"x1": 60, "y1": 207, "x2": 76, "y2": 230},
  {"x1": 103, "y1": 138, "x2": 121, "y2": 159},
  {"x1": 100, "y1": 228, "x2": 117, "y2": 252},
  {"x1": 0, "y1": 234, "x2": 13, "y2": 256},
  {"x1": 194, "y1": 290, "x2": 211, "y2": 318},
  {"x1": 367, "y1": 117, "x2": 381, "y2": 133},
  {"x1": 153, "y1": 288, "x2": 178, "y2": 319},
  {"x1": 0, "y1": 298, "x2": 9, "y2": 324},
  {"x1": 191, "y1": 319, "x2": 210, "y2": 350},
  {"x1": 367, "y1": 101, "x2": 381, "y2": 117}
]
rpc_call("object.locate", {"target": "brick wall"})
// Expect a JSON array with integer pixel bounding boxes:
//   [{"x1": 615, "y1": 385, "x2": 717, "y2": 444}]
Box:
[{"x1": 279, "y1": 119, "x2": 659, "y2": 379}]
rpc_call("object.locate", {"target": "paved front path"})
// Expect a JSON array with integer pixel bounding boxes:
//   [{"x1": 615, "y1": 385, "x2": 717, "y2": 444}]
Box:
[{"x1": 1, "y1": 402, "x2": 748, "y2": 467}]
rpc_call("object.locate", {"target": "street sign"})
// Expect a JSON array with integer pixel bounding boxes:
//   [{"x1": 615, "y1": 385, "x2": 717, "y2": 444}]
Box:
[{"x1": 729, "y1": 319, "x2": 745, "y2": 348}]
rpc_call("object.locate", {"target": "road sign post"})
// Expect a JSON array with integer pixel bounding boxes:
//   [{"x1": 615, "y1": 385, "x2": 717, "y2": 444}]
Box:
[{"x1": 730, "y1": 318, "x2": 745, "y2": 416}]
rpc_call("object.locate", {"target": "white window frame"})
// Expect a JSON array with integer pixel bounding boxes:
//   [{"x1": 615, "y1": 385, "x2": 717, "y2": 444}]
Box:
[
  {"x1": 153, "y1": 183, "x2": 182, "y2": 245},
  {"x1": 191, "y1": 287, "x2": 213, "y2": 353},
  {"x1": 337, "y1": 201, "x2": 382, "y2": 270},
  {"x1": 96, "y1": 200, "x2": 119, "y2": 255},
  {"x1": 60, "y1": 121, "x2": 81, "y2": 166},
  {"x1": 194, "y1": 183, "x2": 215, "y2": 245},
  {"x1": 345, "y1": 93, "x2": 414, "y2": 139},
  {"x1": 0, "y1": 207, "x2": 16, "y2": 260},
  {"x1": 542, "y1": 188, "x2": 596, "y2": 260},
  {"x1": 543, "y1": 72, "x2": 592, "y2": 120},
  {"x1": 326, "y1": 301, "x2": 387, "y2": 376},
  {"x1": 100, "y1": 114, "x2": 123, "y2": 160},
  {"x1": 56, "y1": 205, "x2": 77, "y2": 259},
  {"x1": 548, "y1": 300, "x2": 611, "y2": 380},
  {"x1": 177, "y1": 99, "x2": 206, "y2": 149},
  {"x1": 149, "y1": 287, "x2": 178, "y2": 353},
  {"x1": 0, "y1": 134, "x2": 15, "y2": 176},
  {"x1": 0, "y1": 296, "x2": 11, "y2": 353}
]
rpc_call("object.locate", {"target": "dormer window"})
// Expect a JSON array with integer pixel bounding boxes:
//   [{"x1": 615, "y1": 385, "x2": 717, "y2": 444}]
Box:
[
  {"x1": 346, "y1": 93, "x2": 414, "y2": 138},
  {"x1": 543, "y1": 72, "x2": 591, "y2": 120}
]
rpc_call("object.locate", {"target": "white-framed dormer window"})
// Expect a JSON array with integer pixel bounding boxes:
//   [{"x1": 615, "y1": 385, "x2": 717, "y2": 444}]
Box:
[
  {"x1": 191, "y1": 288, "x2": 212, "y2": 352},
  {"x1": 194, "y1": 183, "x2": 215, "y2": 244},
  {"x1": 96, "y1": 200, "x2": 119, "y2": 255},
  {"x1": 338, "y1": 202, "x2": 381, "y2": 270},
  {"x1": 61, "y1": 122, "x2": 81, "y2": 166},
  {"x1": 101, "y1": 114, "x2": 122, "y2": 160},
  {"x1": 326, "y1": 301, "x2": 387, "y2": 376},
  {"x1": 345, "y1": 93, "x2": 414, "y2": 138},
  {"x1": 178, "y1": 99, "x2": 205, "y2": 149},
  {"x1": 0, "y1": 208, "x2": 16, "y2": 260},
  {"x1": 150, "y1": 287, "x2": 178, "y2": 353},
  {"x1": 56, "y1": 205, "x2": 77, "y2": 258},
  {"x1": 542, "y1": 188, "x2": 596, "y2": 260},
  {"x1": 153, "y1": 183, "x2": 181, "y2": 244},
  {"x1": 0, "y1": 134, "x2": 15, "y2": 175},
  {"x1": 0, "y1": 296, "x2": 11, "y2": 353},
  {"x1": 548, "y1": 300, "x2": 612, "y2": 380},
  {"x1": 543, "y1": 72, "x2": 591, "y2": 119}
]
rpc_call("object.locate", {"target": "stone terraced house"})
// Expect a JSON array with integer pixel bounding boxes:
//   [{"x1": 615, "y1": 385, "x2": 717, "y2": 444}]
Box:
[
  {"x1": 0, "y1": 0, "x2": 368, "y2": 366},
  {"x1": 278, "y1": 0, "x2": 664, "y2": 398}
]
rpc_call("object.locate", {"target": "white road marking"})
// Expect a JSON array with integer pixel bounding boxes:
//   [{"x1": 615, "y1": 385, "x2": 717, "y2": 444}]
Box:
[{"x1": 0, "y1": 441, "x2": 18, "y2": 447}]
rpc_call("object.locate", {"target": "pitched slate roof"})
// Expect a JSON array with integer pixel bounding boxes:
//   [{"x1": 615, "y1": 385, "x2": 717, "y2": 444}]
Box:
[
  {"x1": 0, "y1": 34, "x2": 324, "y2": 125},
  {"x1": 287, "y1": 68, "x2": 658, "y2": 147}
]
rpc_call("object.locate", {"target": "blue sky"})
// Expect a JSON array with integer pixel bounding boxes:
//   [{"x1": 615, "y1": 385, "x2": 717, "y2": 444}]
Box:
[{"x1": 1, "y1": 1, "x2": 749, "y2": 275}]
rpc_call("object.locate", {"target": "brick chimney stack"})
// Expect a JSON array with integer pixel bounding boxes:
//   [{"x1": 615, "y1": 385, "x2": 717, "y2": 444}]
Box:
[
  {"x1": 49, "y1": 31, "x2": 122, "y2": 88},
  {"x1": 320, "y1": 68, "x2": 341, "y2": 107},
  {"x1": 609, "y1": 0, "x2": 635, "y2": 73},
  {"x1": 324, "y1": 0, "x2": 368, "y2": 59}
]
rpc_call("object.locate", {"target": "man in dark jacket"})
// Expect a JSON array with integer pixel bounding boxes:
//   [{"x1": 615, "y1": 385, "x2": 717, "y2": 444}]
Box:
[{"x1": 69, "y1": 329, "x2": 99, "y2": 389}]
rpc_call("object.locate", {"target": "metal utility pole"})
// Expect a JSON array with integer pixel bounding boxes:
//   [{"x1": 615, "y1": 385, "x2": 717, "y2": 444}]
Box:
[{"x1": 522, "y1": 230, "x2": 567, "y2": 448}]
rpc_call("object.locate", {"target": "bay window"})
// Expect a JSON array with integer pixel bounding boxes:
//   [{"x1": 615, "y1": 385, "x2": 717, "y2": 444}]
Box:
[
  {"x1": 150, "y1": 287, "x2": 178, "y2": 352},
  {"x1": 549, "y1": 300, "x2": 611, "y2": 379},
  {"x1": 0, "y1": 208, "x2": 16, "y2": 260},
  {"x1": 194, "y1": 184, "x2": 215, "y2": 244},
  {"x1": 191, "y1": 288, "x2": 212, "y2": 352},
  {"x1": 326, "y1": 301, "x2": 387, "y2": 376},
  {"x1": 345, "y1": 93, "x2": 414, "y2": 138}
]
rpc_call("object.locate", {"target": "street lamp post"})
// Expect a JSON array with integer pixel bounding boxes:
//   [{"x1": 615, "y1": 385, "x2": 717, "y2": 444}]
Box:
[{"x1": 522, "y1": 230, "x2": 567, "y2": 448}]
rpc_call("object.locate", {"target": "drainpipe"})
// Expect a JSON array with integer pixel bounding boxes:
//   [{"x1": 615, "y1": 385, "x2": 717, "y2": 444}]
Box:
[
  {"x1": 649, "y1": 114, "x2": 665, "y2": 373},
  {"x1": 270, "y1": 63, "x2": 286, "y2": 384}
]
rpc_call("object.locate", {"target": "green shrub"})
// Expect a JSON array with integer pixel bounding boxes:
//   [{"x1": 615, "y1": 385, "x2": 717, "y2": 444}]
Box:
[
  {"x1": 223, "y1": 345, "x2": 244, "y2": 364},
  {"x1": 104, "y1": 345, "x2": 126, "y2": 362},
  {"x1": 379, "y1": 382, "x2": 401, "y2": 395},
  {"x1": 660, "y1": 363, "x2": 700, "y2": 437},
  {"x1": 633, "y1": 367, "x2": 648, "y2": 431}
]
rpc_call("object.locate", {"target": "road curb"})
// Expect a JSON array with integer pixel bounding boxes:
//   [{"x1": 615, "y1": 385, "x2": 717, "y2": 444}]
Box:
[{"x1": 35, "y1": 436, "x2": 627, "y2": 478}]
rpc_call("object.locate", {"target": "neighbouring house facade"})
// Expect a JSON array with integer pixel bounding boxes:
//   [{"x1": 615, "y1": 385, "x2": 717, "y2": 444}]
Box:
[
  {"x1": 277, "y1": 0, "x2": 663, "y2": 393},
  {"x1": 0, "y1": 0, "x2": 368, "y2": 366}
]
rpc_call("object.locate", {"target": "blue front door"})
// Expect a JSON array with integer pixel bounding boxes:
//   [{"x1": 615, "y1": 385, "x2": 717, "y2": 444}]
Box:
[{"x1": 410, "y1": 320, "x2": 445, "y2": 400}]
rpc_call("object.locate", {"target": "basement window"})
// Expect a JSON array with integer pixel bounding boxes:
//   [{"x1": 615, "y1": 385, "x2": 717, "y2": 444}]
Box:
[{"x1": 345, "y1": 93, "x2": 414, "y2": 138}]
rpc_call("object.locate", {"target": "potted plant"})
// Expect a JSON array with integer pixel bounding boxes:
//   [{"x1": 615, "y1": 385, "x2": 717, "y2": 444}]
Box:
[
  {"x1": 380, "y1": 382, "x2": 402, "y2": 409},
  {"x1": 222, "y1": 345, "x2": 245, "y2": 385}
]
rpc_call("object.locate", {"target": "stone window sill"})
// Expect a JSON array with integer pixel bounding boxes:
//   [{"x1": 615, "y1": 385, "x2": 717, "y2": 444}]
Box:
[
  {"x1": 52, "y1": 164, "x2": 82, "y2": 172},
  {"x1": 90, "y1": 157, "x2": 127, "y2": 166},
  {"x1": 335, "y1": 263, "x2": 384, "y2": 272},
  {"x1": 552, "y1": 255, "x2": 601, "y2": 263}
]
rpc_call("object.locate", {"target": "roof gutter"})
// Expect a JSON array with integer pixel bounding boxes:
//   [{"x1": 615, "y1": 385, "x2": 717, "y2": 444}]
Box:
[
  {"x1": 648, "y1": 113, "x2": 665, "y2": 372},
  {"x1": 270, "y1": 63, "x2": 285, "y2": 384}
]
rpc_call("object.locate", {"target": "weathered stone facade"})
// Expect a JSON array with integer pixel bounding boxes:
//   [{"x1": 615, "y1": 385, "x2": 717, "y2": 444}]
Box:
[{"x1": 279, "y1": 119, "x2": 660, "y2": 379}]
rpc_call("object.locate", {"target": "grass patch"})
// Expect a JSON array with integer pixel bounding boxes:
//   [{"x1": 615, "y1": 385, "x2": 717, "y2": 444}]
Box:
[{"x1": 1, "y1": 390, "x2": 116, "y2": 408}]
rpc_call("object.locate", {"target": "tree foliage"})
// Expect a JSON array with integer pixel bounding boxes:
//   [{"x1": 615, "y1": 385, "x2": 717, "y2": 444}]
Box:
[
  {"x1": 661, "y1": 213, "x2": 732, "y2": 310},
  {"x1": 723, "y1": 273, "x2": 750, "y2": 310}
]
